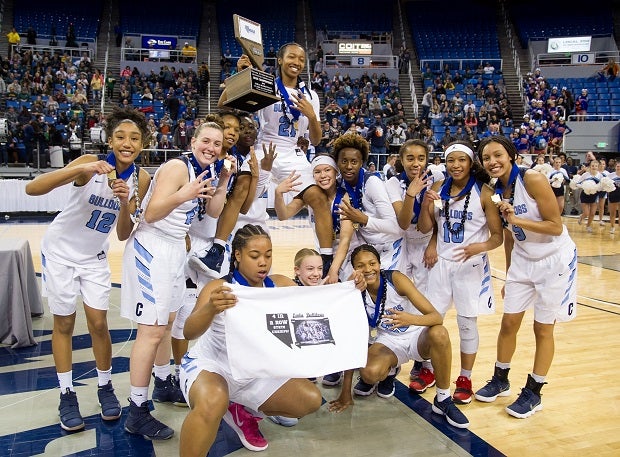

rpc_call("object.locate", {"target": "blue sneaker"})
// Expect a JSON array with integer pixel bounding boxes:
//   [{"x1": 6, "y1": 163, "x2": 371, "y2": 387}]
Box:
[
  {"x1": 97, "y1": 381, "x2": 121, "y2": 420},
  {"x1": 59, "y1": 388, "x2": 85, "y2": 431},
  {"x1": 321, "y1": 372, "x2": 343, "y2": 386},
  {"x1": 353, "y1": 377, "x2": 377, "y2": 396},
  {"x1": 431, "y1": 396, "x2": 470, "y2": 429},
  {"x1": 377, "y1": 367, "x2": 400, "y2": 399},
  {"x1": 267, "y1": 415, "x2": 299, "y2": 427},
  {"x1": 152, "y1": 374, "x2": 187, "y2": 406},
  {"x1": 475, "y1": 375, "x2": 511, "y2": 402},
  {"x1": 125, "y1": 399, "x2": 174, "y2": 440},
  {"x1": 506, "y1": 388, "x2": 543, "y2": 419},
  {"x1": 189, "y1": 244, "x2": 225, "y2": 274}
]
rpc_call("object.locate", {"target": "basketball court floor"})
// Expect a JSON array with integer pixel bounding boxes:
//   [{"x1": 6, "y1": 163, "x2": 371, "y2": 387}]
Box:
[{"x1": 0, "y1": 215, "x2": 619, "y2": 456}]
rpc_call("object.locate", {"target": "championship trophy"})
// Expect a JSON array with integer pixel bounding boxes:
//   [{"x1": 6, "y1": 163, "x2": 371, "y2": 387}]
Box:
[{"x1": 222, "y1": 14, "x2": 279, "y2": 112}]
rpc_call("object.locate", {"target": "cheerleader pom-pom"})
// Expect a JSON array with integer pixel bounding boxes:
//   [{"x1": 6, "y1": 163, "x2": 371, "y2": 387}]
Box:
[
  {"x1": 581, "y1": 179, "x2": 599, "y2": 195},
  {"x1": 600, "y1": 176, "x2": 616, "y2": 193},
  {"x1": 550, "y1": 173, "x2": 564, "y2": 188},
  {"x1": 569, "y1": 176, "x2": 579, "y2": 190},
  {"x1": 533, "y1": 163, "x2": 553, "y2": 175}
]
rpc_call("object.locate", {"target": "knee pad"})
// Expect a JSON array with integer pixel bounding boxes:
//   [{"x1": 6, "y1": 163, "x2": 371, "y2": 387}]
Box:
[{"x1": 456, "y1": 315, "x2": 479, "y2": 354}]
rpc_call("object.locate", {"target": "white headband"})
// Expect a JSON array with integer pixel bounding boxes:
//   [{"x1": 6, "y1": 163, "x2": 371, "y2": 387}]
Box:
[
  {"x1": 444, "y1": 144, "x2": 474, "y2": 161},
  {"x1": 311, "y1": 155, "x2": 337, "y2": 171}
]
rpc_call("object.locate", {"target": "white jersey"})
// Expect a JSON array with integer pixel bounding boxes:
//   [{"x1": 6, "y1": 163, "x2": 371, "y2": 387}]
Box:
[
  {"x1": 138, "y1": 157, "x2": 198, "y2": 241},
  {"x1": 508, "y1": 172, "x2": 573, "y2": 260},
  {"x1": 385, "y1": 175, "x2": 432, "y2": 243},
  {"x1": 41, "y1": 172, "x2": 135, "y2": 267},
  {"x1": 368, "y1": 270, "x2": 422, "y2": 337},
  {"x1": 256, "y1": 84, "x2": 320, "y2": 155},
  {"x1": 434, "y1": 180, "x2": 489, "y2": 261}
]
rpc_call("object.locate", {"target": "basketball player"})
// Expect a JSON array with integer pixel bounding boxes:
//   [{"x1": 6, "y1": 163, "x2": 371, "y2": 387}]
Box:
[
  {"x1": 193, "y1": 42, "x2": 334, "y2": 277},
  {"x1": 417, "y1": 141, "x2": 503, "y2": 405},
  {"x1": 24, "y1": 107, "x2": 152, "y2": 432},
  {"x1": 120, "y1": 121, "x2": 232, "y2": 440},
  {"x1": 475, "y1": 135, "x2": 577, "y2": 419}
]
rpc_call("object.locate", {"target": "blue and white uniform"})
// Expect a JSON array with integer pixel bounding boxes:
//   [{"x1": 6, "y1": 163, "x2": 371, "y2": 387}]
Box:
[
  {"x1": 255, "y1": 81, "x2": 321, "y2": 191},
  {"x1": 608, "y1": 171, "x2": 620, "y2": 203},
  {"x1": 121, "y1": 158, "x2": 198, "y2": 325},
  {"x1": 367, "y1": 270, "x2": 425, "y2": 365},
  {"x1": 42, "y1": 164, "x2": 136, "y2": 315},
  {"x1": 386, "y1": 173, "x2": 433, "y2": 294},
  {"x1": 425, "y1": 179, "x2": 495, "y2": 317},
  {"x1": 180, "y1": 272, "x2": 289, "y2": 411},
  {"x1": 339, "y1": 170, "x2": 404, "y2": 280},
  {"x1": 503, "y1": 170, "x2": 577, "y2": 324}
]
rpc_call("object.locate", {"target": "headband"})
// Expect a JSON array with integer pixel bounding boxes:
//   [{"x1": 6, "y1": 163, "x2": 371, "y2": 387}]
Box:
[
  {"x1": 311, "y1": 155, "x2": 337, "y2": 171},
  {"x1": 444, "y1": 144, "x2": 474, "y2": 161}
]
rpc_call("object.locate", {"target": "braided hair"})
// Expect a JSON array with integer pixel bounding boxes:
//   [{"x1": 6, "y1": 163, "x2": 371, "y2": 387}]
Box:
[{"x1": 229, "y1": 224, "x2": 271, "y2": 273}]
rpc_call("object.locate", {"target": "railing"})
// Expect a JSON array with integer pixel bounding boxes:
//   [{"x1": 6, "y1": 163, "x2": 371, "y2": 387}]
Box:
[{"x1": 13, "y1": 43, "x2": 95, "y2": 61}]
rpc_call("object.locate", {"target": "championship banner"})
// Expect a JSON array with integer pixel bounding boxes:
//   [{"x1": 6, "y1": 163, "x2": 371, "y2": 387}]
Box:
[{"x1": 224, "y1": 281, "x2": 368, "y2": 380}]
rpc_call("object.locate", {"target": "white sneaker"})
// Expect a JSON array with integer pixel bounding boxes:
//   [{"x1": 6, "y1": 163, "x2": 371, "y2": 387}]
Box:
[
  {"x1": 586, "y1": 226, "x2": 593, "y2": 233},
  {"x1": 610, "y1": 227, "x2": 616, "y2": 234},
  {"x1": 599, "y1": 221, "x2": 605, "y2": 226}
]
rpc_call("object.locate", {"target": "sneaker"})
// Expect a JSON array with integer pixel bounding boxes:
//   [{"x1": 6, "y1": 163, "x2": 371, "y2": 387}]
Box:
[
  {"x1": 577, "y1": 218, "x2": 583, "y2": 225},
  {"x1": 586, "y1": 226, "x2": 593, "y2": 233},
  {"x1": 611, "y1": 227, "x2": 616, "y2": 234},
  {"x1": 377, "y1": 367, "x2": 400, "y2": 399},
  {"x1": 152, "y1": 374, "x2": 187, "y2": 406},
  {"x1": 431, "y1": 396, "x2": 470, "y2": 429},
  {"x1": 125, "y1": 399, "x2": 174, "y2": 440},
  {"x1": 267, "y1": 415, "x2": 299, "y2": 427},
  {"x1": 223, "y1": 403, "x2": 268, "y2": 451},
  {"x1": 307, "y1": 377, "x2": 317, "y2": 383},
  {"x1": 475, "y1": 376, "x2": 511, "y2": 403},
  {"x1": 59, "y1": 388, "x2": 85, "y2": 431},
  {"x1": 599, "y1": 220, "x2": 605, "y2": 226},
  {"x1": 409, "y1": 360, "x2": 423, "y2": 381},
  {"x1": 188, "y1": 244, "x2": 225, "y2": 274},
  {"x1": 452, "y1": 376, "x2": 473, "y2": 404},
  {"x1": 353, "y1": 377, "x2": 377, "y2": 396},
  {"x1": 408, "y1": 367, "x2": 436, "y2": 394},
  {"x1": 506, "y1": 388, "x2": 543, "y2": 419},
  {"x1": 321, "y1": 372, "x2": 344, "y2": 386},
  {"x1": 97, "y1": 381, "x2": 121, "y2": 420}
]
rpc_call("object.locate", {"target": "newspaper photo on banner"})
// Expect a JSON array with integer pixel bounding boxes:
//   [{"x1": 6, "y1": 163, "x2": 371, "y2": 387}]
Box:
[{"x1": 224, "y1": 281, "x2": 368, "y2": 380}]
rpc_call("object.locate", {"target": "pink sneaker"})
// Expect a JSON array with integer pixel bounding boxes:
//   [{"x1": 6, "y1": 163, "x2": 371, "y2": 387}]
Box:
[{"x1": 223, "y1": 402, "x2": 268, "y2": 451}]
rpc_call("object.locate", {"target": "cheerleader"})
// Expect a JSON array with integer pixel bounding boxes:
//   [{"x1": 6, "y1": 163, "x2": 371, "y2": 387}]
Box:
[
  {"x1": 548, "y1": 157, "x2": 569, "y2": 215},
  {"x1": 607, "y1": 161, "x2": 620, "y2": 234},
  {"x1": 596, "y1": 158, "x2": 610, "y2": 225},
  {"x1": 577, "y1": 160, "x2": 603, "y2": 232},
  {"x1": 417, "y1": 141, "x2": 503, "y2": 405}
]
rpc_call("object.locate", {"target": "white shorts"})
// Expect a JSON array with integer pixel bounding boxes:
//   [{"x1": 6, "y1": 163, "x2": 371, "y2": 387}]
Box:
[
  {"x1": 249, "y1": 145, "x2": 316, "y2": 195},
  {"x1": 504, "y1": 245, "x2": 577, "y2": 324},
  {"x1": 425, "y1": 254, "x2": 495, "y2": 317},
  {"x1": 121, "y1": 231, "x2": 186, "y2": 325},
  {"x1": 403, "y1": 238, "x2": 432, "y2": 295},
  {"x1": 171, "y1": 283, "x2": 198, "y2": 339},
  {"x1": 375, "y1": 327, "x2": 424, "y2": 365},
  {"x1": 341, "y1": 237, "x2": 404, "y2": 281},
  {"x1": 41, "y1": 253, "x2": 110, "y2": 315},
  {"x1": 180, "y1": 350, "x2": 288, "y2": 412}
]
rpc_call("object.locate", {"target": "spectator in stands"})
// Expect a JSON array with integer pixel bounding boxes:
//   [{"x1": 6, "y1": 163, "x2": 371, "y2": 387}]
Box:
[
  {"x1": 575, "y1": 89, "x2": 589, "y2": 121},
  {"x1": 483, "y1": 62, "x2": 495, "y2": 76},
  {"x1": 198, "y1": 62, "x2": 209, "y2": 96},
  {"x1": 367, "y1": 114, "x2": 388, "y2": 167},
  {"x1": 597, "y1": 57, "x2": 619, "y2": 82},
  {"x1": 26, "y1": 27, "x2": 37, "y2": 45},
  {"x1": 438, "y1": 127, "x2": 455, "y2": 152},
  {"x1": 421, "y1": 87, "x2": 433, "y2": 121},
  {"x1": 172, "y1": 118, "x2": 189, "y2": 151},
  {"x1": 181, "y1": 42, "x2": 197, "y2": 63},
  {"x1": 66, "y1": 23, "x2": 78, "y2": 48},
  {"x1": 6, "y1": 27, "x2": 20, "y2": 59},
  {"x1": 90, "y1": 69, "x2": 104, "y2": 104},
  {"x1": 369, "y1": 94, "x2": 383, "y2": 115}
]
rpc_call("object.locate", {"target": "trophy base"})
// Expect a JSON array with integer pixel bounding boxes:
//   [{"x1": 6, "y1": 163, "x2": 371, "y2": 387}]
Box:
[{"x1": 222, "y1": 67, "x2": 279, "y2": 112}]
